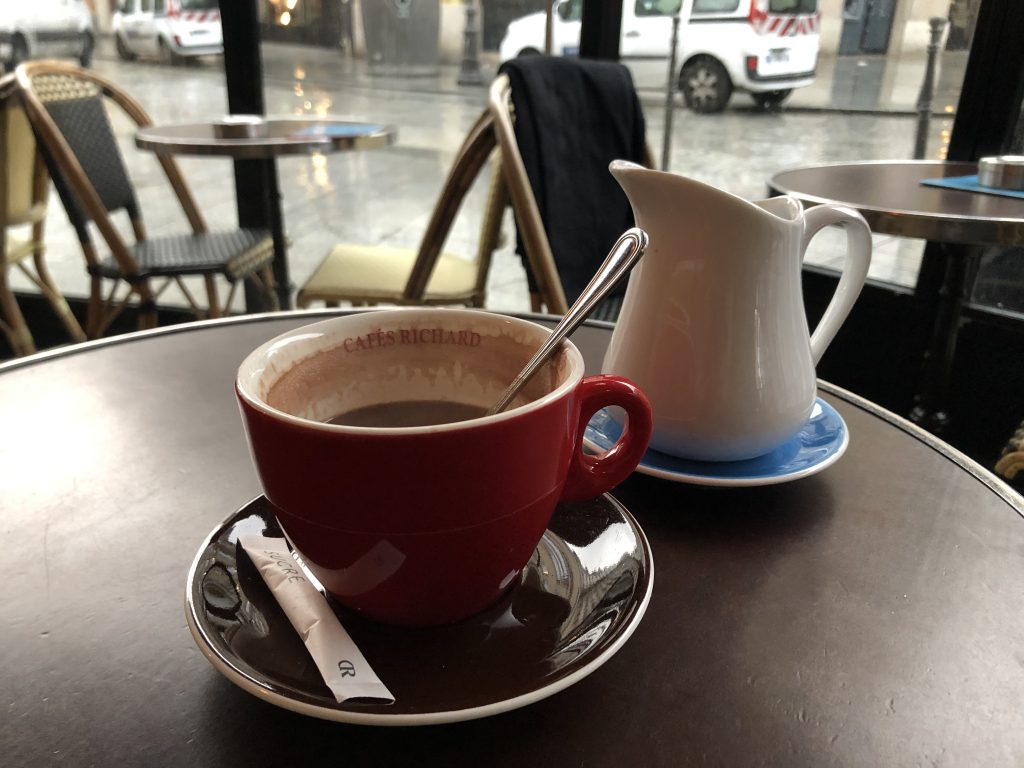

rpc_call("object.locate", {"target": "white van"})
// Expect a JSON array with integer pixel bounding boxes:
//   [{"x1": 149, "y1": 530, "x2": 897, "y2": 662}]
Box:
[
  {"x1": 113, "y1": 0, "x2": 223, "y2": 64},
  {"x1": 0, "y1": 0, "x2": 94, "y2": 71},
  {"x1": 499, "y1": 0, "x2": 820, "y2": 113}
]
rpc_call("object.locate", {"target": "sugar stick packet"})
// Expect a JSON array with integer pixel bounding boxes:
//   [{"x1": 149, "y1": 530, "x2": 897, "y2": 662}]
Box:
[{"x1": 239, "y1": 534, "x2": 394, "y2": 705}]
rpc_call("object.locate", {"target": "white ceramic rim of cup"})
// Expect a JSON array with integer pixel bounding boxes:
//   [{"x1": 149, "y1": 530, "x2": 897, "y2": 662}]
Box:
[{"x1": 236, "y1": 308, "x2": 586, "y2": 435}]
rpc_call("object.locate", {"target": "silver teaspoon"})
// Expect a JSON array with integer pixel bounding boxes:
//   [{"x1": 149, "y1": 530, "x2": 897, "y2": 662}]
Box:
[{"x1": 488, "y1": 227, "x2": 649, "y2": 416}]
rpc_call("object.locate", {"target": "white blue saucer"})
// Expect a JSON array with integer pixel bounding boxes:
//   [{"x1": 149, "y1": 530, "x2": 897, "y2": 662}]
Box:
[{"x1": 584, "y1": 397, "x2": 849, "y2": 487}]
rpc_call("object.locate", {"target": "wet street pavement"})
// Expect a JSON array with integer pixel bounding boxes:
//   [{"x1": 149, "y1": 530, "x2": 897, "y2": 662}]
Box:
[{"x1": 9, "y1": 40, "x2": 961, "y2": 314}]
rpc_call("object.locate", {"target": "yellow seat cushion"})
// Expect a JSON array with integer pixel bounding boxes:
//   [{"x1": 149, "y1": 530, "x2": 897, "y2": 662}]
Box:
[
  {"x1": 298, "y1": 244, "x2": 481, "y2": 306},
  {"x1": 4, "y1": 232, "x2": 37, "y2": 265}
]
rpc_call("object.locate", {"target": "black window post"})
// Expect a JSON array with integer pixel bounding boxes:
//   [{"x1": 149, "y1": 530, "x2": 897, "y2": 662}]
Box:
[
  {"x1": 218, "y1": 0, "x2": 291, "y2": 310},
  {"x1": 580, "y1": 0, "x2": 623, "y2": 60},
  {"x1": 946, "y1": 0, "x2": 1024, "y2": 161}
]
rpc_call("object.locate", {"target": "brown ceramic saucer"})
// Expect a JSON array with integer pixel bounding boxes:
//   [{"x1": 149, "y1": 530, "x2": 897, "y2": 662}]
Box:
[{"x1": 185, "y1": 494, "x2": 653, "y2": 725}]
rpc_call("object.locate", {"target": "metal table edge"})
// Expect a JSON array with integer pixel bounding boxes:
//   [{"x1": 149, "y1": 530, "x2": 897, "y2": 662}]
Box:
[
  {"x1": 0, "y1": 309, "x2": 606, "y2": 374},
  {"x1": 1, "y1": 310, "x2": 1017, "y2": 514},
  {"x1": 134, "y1": 121, "x2": 397, "y2": 159},
  {"x1": 817, "y1": 379, "x2": 1024, "y2": 513}
]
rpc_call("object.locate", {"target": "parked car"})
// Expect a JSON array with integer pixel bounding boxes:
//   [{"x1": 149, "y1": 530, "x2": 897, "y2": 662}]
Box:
[
  {"x1": 113, "y1": 0, "x2": 223, "y2": 65},
  {"x1": 0, "y1": 0, "x2": 95, "y2": 71},
  {"x1": 499, "y1": 0, "x2": 820, "y2": 113}
]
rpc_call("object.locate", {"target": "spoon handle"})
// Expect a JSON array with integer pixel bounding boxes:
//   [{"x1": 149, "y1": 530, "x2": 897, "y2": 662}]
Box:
[{"x1": 488, "y1": 227, "x2": 649, "y2": 416}]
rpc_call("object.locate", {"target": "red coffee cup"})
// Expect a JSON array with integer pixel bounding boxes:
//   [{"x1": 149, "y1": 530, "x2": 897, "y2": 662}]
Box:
[{"x1": 236, "y1": 309, "x2": 652, "y2": 626}]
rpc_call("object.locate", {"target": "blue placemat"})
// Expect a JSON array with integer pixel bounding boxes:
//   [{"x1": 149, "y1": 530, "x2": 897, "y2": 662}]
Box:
[
  {"x1": 291, "y1": 123, "x2": 385, "y2": 139},
  {"x1": 920, "y1": 174, "x2": 1024, "y2": 199}
]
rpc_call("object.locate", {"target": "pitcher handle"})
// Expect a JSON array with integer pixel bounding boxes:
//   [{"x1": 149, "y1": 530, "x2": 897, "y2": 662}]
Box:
[{"x1": 800, "y1": 204, "x2": 873, "y2": 364}]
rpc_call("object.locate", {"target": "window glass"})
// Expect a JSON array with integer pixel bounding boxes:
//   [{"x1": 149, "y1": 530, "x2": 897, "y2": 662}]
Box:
[
  {"x1": 559, "y1": 0, "x2": 583, "y2": 22},
  {"x1": 692, "y1": 0, "x2": 741, "y2": 14},
  {"x1": 153, "y1": 0, "x2": 165, "y2": 14},
  {"x1": 1012, "y1": 96, "x2": 1024, "y2": 152},
  {"x1": 635, "y1": 0, "x2": 683, "y2": 16},
  {"x1": 16, "y1": 0, "x2": 984, "y2": 366},
  {"x1": 769, "y1": 0, "x2": 819, "y2": 13},
  {"x1": 843, "y1": 0, "x2": 864, "y2": 19}
]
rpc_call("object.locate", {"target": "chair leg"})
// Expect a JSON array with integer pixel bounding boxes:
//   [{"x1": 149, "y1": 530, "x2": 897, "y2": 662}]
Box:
[
  {"x1": 87, "y1": 276, "x2": 105, "y2": 338},
  {"x1": 0, "y1": 266, "x2": 36, "y2": 356},
  {"x1": 261, "y1": 265, "x2": 279, "y2": 311},
  {"x1": 204, "y1": 275, "x2": 221, "y2": 319},
  {"x1": 243, "y1": 267, "x2": 278, "y2": 312},
  {"x1": 136, "y1": 279, "x2": 158, "y2": 330},
  {"x1": 172, "y1": 277, "x2": 205, "y2": 320},
  {"x1": 31, "y1": 252, "x2": 86, "y2": 343},
  {"x1": 222, "y1": 280, "x2": 240, "y2": 315}
]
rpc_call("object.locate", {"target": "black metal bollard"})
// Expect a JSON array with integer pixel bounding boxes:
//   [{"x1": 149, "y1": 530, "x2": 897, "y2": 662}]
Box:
[
  {"x1": 914, "y1": 17, "x2": 949, "y2": 159},
  {"x1": 661, "y1": 13, "x2": 682, "y2": 171},
  {"x1": 458, "y1": 0, "x2": 484, "y2": 86}
]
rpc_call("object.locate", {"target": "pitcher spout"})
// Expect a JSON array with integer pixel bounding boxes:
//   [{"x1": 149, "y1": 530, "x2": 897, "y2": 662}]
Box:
[{"x1": 609, "y1": 159, "x2": 803, "y2": 225}]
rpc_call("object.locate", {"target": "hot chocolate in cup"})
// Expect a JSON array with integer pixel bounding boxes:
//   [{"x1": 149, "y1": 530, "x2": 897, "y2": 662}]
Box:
[{"x1": 236, "y1": 308, "x2": 652, "y2": 626}]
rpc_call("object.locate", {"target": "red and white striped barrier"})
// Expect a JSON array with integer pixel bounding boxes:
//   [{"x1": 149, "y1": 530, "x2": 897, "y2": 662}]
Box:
[
  {"x1": 751, "y1": 13, "x2": 819, "y2": 37},
  {"x1": 167, "y1": 9, "x2": 221, "y2": 23}
]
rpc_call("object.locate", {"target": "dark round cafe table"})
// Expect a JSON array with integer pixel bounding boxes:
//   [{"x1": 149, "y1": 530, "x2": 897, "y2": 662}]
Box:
[
  {"x1": 135, "y1": 117, "x2": 396, "y2": 312},
  {"x1": 3, "y1": 310, "x2": 1023, "y2": 766}
]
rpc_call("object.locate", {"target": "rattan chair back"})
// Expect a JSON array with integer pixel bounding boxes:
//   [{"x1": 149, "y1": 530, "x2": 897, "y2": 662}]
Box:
[
  {"x1": 34, "y1": 75, "x2": 140, "y2": 244},
  {"x1": 488, "y1": 75, "x2": 567, "y2": 314},
  {"x1": 14, "y1": 61, "x2": 275, "y2": 337},
  {"x1": 0, "y1": 73, "x2": 85, "y2": 356},
  {"x1": 399, "y1": 109, "x2": 502, "y2": 304},
  {"x1": 296, "y1": 109, "x2": 556, "y2": 311}
]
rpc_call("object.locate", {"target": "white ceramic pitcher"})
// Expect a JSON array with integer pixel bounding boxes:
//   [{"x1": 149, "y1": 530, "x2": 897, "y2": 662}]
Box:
[{"x1": 603, "y1": 161, "x2": 872, "y2": 462}]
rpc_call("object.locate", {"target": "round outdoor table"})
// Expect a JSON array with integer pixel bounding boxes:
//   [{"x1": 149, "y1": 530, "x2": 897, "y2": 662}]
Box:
[
  {"x1": 768, "y1": 159, "x2": 1024, "y2": 429},
  {"x1": 3, "y1": 310, "x2": 1023, "y2": 766},
  {"x1": 768, "y1": 160, "x2": 1024, "y2": 246},
  {"x1": 135, "y1": 117, "x2": 397, "y2": 310},
  {"x1": 135, "y1": 116, "x2": 396, "y2": 160}
]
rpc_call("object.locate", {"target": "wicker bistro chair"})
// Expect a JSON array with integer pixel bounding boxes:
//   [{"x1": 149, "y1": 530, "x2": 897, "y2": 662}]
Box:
[
  {"x1": 15, "y1": 61, "x2": 276, "y2": 337},
  {"x1": 297, "y1": 110, "x2": 568, "y2": 313},
  {"x1": 297, "y1": 59, "x2": 648, "y2": 317},
  {"x1": 0, "y1": 74, "x2": 85, "y2": 356},
  {"x1": 486, "y1": 77, "x2": 566, "y2": 315}
]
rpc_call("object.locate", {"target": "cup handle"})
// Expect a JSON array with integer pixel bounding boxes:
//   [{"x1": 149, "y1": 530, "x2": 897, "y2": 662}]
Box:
[
  {"x1": 560, "y1": 375, "x2": 653, "y2": 503},
  {"x1": 800, "y1": 203, "x2": 873, "y2": 364}
]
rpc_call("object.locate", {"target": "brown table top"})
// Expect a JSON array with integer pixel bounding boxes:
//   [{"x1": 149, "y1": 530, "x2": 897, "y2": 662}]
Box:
[
  {"x1": 768, "y1": 159, "x2": 1024, "y2": 246},
  {"x1": 3, "y1": 311, "x2": 1023, "y2": 765},
  {"x1": 135, "y1": 116, "x2": 396, "y2": 159}
]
